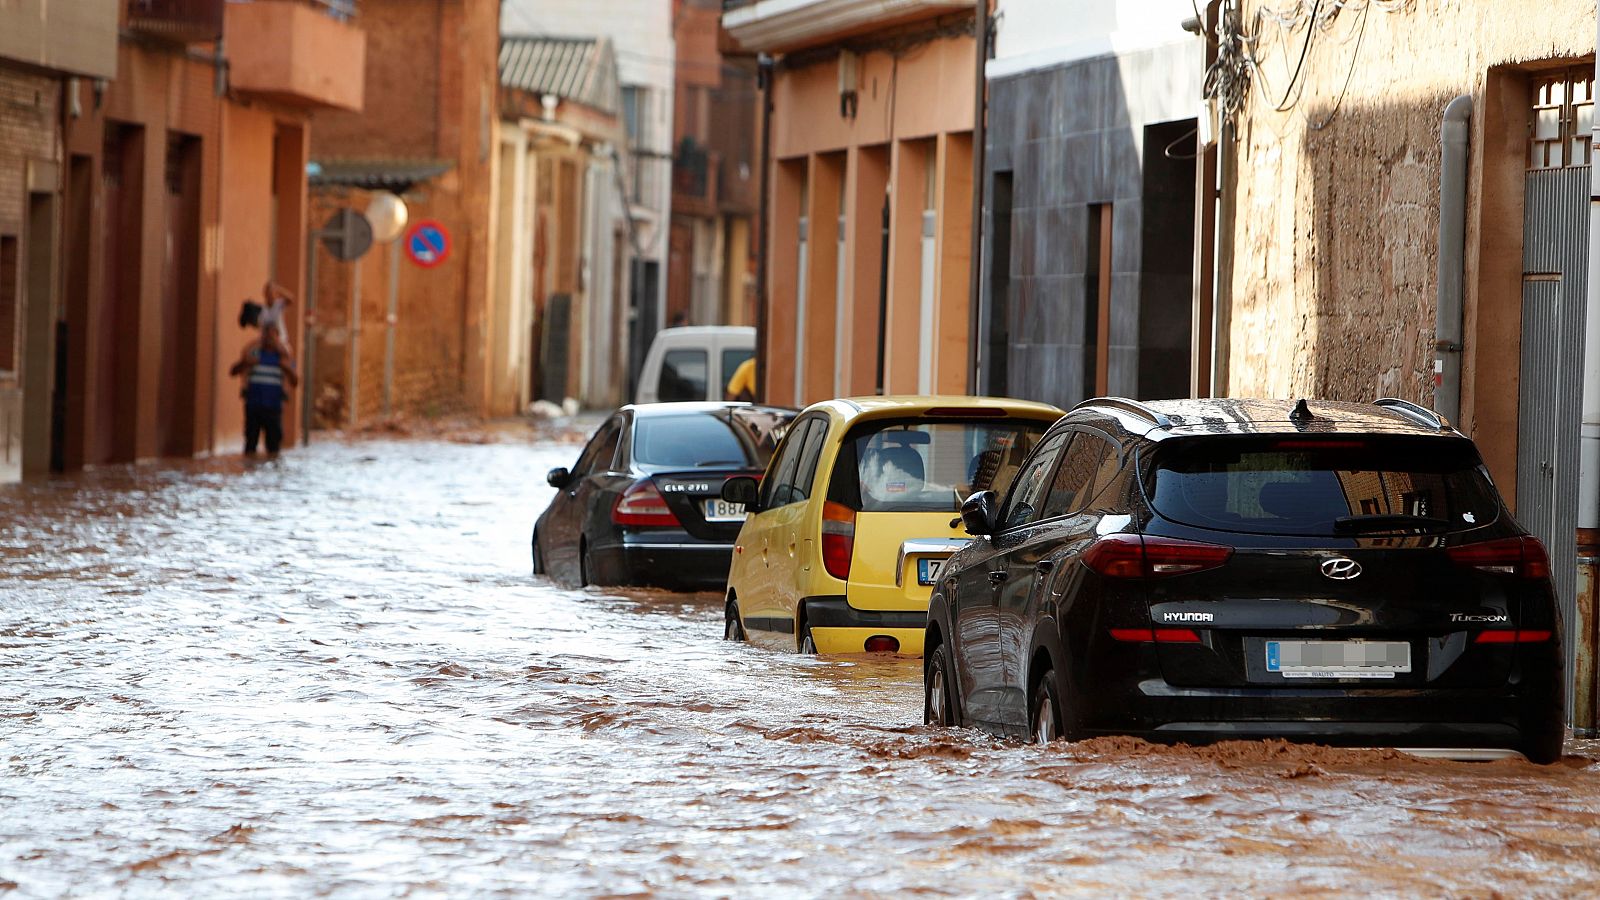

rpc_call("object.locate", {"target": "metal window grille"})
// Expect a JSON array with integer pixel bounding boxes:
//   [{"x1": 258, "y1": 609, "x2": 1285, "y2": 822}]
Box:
[{"x1": 1529, "y1": 68, "x2": 1594, "y2": 170}]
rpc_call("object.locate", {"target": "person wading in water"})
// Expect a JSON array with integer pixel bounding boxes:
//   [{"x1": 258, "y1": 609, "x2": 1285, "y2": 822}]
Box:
[{"x1": 228, "y1": 326, "x2": 299, "y2": 457}]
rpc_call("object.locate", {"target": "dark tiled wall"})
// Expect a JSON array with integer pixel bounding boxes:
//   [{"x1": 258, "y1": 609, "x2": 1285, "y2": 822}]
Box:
[{"x1": 981, "y1": 47, "x2": 1197, "y2": 409}]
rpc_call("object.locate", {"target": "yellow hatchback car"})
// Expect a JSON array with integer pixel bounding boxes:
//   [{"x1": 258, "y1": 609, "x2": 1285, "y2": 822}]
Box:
[{"x1": 719, "y1": 396, "x2": 1062, "y2": 655}]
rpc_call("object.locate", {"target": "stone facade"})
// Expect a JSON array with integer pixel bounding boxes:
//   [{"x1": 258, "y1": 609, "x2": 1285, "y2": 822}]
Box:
[{"x1": 1221, "y1": 1, "x2": 1592, "y2": 447}]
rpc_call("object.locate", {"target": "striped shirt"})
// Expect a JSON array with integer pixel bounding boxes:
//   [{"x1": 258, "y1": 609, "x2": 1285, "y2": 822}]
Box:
[{"x1": 246, "y1": 349, "x2": 287, "y2": 410}]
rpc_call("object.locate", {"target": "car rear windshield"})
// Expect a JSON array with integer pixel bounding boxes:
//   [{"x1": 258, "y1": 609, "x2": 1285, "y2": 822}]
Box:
[
  {"x1": 632, "y1": 408, "x2": 793, "y2": 470},
  {"x1": 1144, "y1": 435, "x2": 1503, "y2": 536},
  {"x1": 827, "y1": 418, "x2": 1052, "y2": 513}
]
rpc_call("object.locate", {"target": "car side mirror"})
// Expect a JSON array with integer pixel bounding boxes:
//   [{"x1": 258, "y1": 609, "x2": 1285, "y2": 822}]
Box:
[
  {"x1": 961, "y1": 490, "x2": 998, "y2": 537},
  {"x1": 547, "y1": 467, "x2": 573, "y2": 489},
  {"x1": 722, "y1": 475, "x2": 761, "y2": 511}
]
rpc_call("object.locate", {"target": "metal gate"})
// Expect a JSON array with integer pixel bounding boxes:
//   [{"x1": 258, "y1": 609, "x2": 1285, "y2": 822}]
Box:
[{"x1": 1517, "y1": 164, "x2": 1589, "y2": 697}]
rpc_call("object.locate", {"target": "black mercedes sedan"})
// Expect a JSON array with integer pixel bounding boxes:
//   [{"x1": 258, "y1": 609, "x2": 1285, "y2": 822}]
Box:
[
  {"x1": 533, "y1": 402, "x2": 795, "y2": 591},
  {"x1": 924, "y1": 396, "x2": 1565, "y2": 763}
]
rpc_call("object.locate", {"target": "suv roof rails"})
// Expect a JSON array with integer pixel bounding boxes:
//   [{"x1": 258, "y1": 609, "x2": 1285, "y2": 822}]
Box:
[
  {"x1": 1073, "y1": 396, "x2": 1173, "y2": 429},
  {"x1": 1373, "y1": 397, "x2": 1450, "y2": 432}
]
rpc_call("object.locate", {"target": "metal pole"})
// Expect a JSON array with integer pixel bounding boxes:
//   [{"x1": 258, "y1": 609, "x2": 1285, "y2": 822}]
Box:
[
  {"x1": 302, "y1": 230, "x2": 319, "y2": 445},
  {"x1": 383, "y1": 240, "x2": 398, "y2": 417},
  {"x1": 347, "y1": 250, "x2": 362, "y2": 429}
]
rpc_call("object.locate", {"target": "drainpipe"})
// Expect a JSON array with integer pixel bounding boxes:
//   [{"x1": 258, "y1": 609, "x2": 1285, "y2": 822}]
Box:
[
  {"x1": 1576, "y1": 47, "x2": 1600, "y2": 732},
  {"x1": 966, "y1": 0, "x2": 989, "y2": 394},
  {"x1": 1210, "y1": 115, "x2": 1235, "y2": 397},
  {"x1": 755, "y1": 54, "x2": 774, "y2": 404},
  {"x1": 1433, "y1": 95, "x2": 1471, "y2": 424}
]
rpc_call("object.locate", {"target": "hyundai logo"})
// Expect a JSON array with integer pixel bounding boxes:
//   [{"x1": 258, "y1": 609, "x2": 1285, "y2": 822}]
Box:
[{"x1": 1320, "y1": 557, "x2": 1363, "y2": 580}]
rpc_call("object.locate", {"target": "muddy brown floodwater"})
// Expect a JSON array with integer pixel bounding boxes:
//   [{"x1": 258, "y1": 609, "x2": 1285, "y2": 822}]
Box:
[{"x1": 4, "y1": 431, "x2": 1600, "y2": 897}]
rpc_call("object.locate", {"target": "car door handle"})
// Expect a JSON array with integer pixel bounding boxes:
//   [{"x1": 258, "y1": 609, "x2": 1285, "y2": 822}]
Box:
[{"x1": 988, "y1": 570, "x2": 1008, "y2": 584}]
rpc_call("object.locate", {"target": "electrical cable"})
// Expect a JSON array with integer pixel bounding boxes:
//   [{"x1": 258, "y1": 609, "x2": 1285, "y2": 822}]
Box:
[{"x1": 1308, "y1": 0, "x2": 1370, "y2": 130}]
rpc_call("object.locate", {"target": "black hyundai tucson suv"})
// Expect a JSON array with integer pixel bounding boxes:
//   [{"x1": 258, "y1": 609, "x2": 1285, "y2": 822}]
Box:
[{"x1": 923, "y1": 396, "x2": 1565, "y2": 764}]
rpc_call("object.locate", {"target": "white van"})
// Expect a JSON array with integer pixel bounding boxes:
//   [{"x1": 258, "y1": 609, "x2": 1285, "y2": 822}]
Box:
[{"x1": 635, "y1": 326, "x2": 756, "y2": 404}]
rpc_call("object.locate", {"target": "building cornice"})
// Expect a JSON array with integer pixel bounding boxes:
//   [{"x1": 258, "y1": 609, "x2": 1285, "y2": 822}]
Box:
[{"x1": 723, "y1": 0, "x2": 969, "y2": 54}]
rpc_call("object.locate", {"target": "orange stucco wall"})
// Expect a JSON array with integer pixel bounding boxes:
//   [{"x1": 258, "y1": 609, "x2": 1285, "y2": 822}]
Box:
[{"x1": 763, "y1": 31, "x2": 975, "y2": 406}]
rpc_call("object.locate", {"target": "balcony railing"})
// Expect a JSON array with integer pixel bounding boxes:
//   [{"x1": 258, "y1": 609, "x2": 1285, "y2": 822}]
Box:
[{"x1": 126, "y1": 0, "x2": 225, "y2": 44}]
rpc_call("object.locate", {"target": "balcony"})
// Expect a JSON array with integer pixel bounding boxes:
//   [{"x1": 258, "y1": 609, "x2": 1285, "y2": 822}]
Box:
[
  {"x1": 0, "y1": 0, "x2": 116, "y2": 77},
  {"x1": 126, "y1": 0, "x2": 224, "y2": 45},
  {"x1": 722, "y1": 0, "x2": 970, "y2": 54},
  {"x1": 225, "y1": 0, "x2": 365, "y2": 111}
]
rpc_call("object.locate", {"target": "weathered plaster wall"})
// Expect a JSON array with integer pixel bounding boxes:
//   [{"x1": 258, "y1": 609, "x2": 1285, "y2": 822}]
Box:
[{"x1": 1226, "y1": 0, "x2": 1595, "y2": 406}]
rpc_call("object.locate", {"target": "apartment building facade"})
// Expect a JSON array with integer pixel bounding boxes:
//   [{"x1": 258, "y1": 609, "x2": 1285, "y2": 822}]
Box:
[{"x1": 724, "y1": 0, "x2": 978, "y2": 406}]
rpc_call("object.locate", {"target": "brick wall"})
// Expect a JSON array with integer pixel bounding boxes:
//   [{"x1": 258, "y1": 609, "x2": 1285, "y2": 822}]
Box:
[
  {"x1": 308, "y1": 0, "x2": 500, "y2": 425},
  {"x1": 0, "y1": 67, "x2": 57, "y2": 239}
]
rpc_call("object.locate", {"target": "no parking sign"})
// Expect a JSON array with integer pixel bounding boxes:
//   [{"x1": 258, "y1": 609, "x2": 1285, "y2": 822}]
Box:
[{"x1": 405, "y1": 220, "x2": 451, "y2": 268}]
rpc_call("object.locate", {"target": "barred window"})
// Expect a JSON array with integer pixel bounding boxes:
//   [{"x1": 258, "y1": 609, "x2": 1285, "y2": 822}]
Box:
[{"x1": 1530, "y1": 69, "x2": 1594, "y2": 170}]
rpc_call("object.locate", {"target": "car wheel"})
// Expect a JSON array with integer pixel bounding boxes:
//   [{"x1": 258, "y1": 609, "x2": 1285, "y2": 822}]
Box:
[
  {"x1": 531, "y1": 530, "x2": 544, "y2": 575},
  {"x1": 579, "y1": 541, "x2": 593, "y2": 587},
  {"x1": 1523, "y1": 728, "x2": 1564, "y2": 765},
  {"x1": 924, "y1": 641, "x2": 957, "y2": 726},
  {"x1": 799, "y1": 623, "x2": 816, "y2": 655},
  {"x1": 1031, "y1": 669, "x2": 1063, "y2": 744},
  {"x1": 724, "y1": 602, "x2": 745, "y2": 642},
  {"x1": 1521, "y1": 710, "x2": 1565, "y2": 765}
]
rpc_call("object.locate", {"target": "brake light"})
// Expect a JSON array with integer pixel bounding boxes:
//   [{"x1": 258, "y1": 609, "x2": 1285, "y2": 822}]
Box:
[
  {"x1": 1081, "y1": 535, "x2": 1233, "y2": 579},
  {"x1": 1110, "y1": 627, "x2": 1202, "y2": 643},
  {"x1": 821, "y1": 501, "x2": 856, "y2": 580},
  {"x1": 612, "y1": 481, "x2": 680, "y2": 526},
  {"x1": 1446, "y1": 536, "x2": 1551, "y2": 580},
  {"x1": 1473, "y1": 629, "x2": 1553, "y2": 644}
]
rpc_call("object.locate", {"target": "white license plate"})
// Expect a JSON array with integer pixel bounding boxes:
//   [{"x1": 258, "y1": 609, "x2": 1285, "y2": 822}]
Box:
[
  {"x1": 1266, "y1": 640, "x2": 1411, "y2": 678},
  {"x1": 916, "y1": 557, "x2": 944, "y2": 586},
  {"x1": 704, "y1": 499, "x2": 745, "y2": 522}
]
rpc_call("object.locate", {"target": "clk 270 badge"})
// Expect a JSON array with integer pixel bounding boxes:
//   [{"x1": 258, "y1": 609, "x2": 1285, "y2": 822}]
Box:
[
  {"x1": 1162, "y1": 612, "x2": 1214, "y2": 623},
  {"x1": 662, "y1": 483, "x2": 711, "y2": 493}
]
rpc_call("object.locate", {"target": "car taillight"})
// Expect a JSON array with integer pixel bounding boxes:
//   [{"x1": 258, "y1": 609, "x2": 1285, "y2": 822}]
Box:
[
  {"x1": 1473, "y1": 629, "x2": 1553, "y2": 644},
  {"x1": 612, "y1": 481, "x2": 679, "y2": 527},
  {"x1": 1110, "y1": 627, "x2": 1203, "y2": 643},
  {"x1": 1446, "y1": 536, "x2": 1551, "y2": 580},
  {"x1": 821, "y1": 501, "x2": 855, "y2": 580},
  {"x1": 1081, "y1": 535, "x2": 1233, "y2": 579}
]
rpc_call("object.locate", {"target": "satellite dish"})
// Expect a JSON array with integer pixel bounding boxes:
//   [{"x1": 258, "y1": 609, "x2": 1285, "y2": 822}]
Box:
[{"x1": 366, "y1": 191, "x2": 409, "y2": 244}]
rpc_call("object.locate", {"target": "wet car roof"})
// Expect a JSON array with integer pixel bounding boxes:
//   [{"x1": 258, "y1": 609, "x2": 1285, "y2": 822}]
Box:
[
  {"x1": 1134, "y1": 398, "x2": 1456, "y2": 438},
  {"x1": 621, "y1": 401, "x2": 795, "y2": 418},
  {"x1": 815, "y1": 394, "x2": 1064, "y2": 423}
]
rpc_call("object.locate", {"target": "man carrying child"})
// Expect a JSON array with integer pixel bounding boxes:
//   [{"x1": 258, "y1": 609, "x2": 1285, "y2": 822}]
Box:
[{"x1": 228, "y1": 325, "x2": 299, "y2": 457}]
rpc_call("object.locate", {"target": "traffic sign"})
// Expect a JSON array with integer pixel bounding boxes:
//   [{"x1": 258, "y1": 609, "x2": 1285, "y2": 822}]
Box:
[
  {"x1": 405, "y1": 220, "x2": 451, "y2": 268},
  {"x1": 320, "y1": 208, "x2": 373, "y2": 262}
]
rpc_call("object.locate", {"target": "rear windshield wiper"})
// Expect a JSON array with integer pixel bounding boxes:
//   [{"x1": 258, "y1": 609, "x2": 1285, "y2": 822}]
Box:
[
  {"x1": 1334, "y1": 514, "x2": 1452, "y2": 533},
  {"x1": 694, "y1": 459, "x2": 748, "y2": 468}
]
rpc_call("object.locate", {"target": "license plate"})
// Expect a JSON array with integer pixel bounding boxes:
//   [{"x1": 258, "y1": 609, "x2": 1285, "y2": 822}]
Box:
[
  {"x1": 704, "y1": 498, "x2": 745, "y2": 522},
  {"x1": 1265, "y1": 640, "x2": 1411, "y2": 678},
  {"x1": 916, "y1": 557, "x2": 944, "y2": 586}
]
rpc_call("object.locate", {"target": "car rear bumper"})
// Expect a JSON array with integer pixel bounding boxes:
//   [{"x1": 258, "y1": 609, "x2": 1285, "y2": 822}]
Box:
[
  {"x1": 805, "y1": 596, "x2": 926, "y2": 655},
  {"x1": 589, "y1": 537, "x2": 733, "y2": 591},
  {"x1": 1076, "y1": 676, "x2": 1559, "y2": 752}
]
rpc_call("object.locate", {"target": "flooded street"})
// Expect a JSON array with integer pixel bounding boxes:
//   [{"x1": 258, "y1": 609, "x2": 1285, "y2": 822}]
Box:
[{"x1": 4, "y1": 429, "x2": 1600, "y2": 896}]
